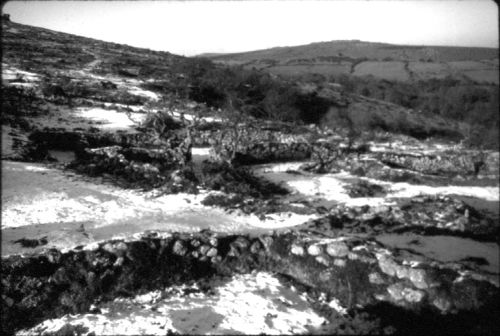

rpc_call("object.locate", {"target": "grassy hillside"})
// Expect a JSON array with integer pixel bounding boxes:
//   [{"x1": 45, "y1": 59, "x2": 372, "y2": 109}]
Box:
[
  {"x1": 206, "y1": 40, "x2": 498, "y2": 62},
  {"x1": 204, "y1": 40, "x2": 499, "y2": 85}
]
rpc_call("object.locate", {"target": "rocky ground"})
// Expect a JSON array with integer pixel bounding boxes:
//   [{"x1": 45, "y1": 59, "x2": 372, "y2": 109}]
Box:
[{"x1": 2, "y1": 18, "x2": 499, "y2": 336}]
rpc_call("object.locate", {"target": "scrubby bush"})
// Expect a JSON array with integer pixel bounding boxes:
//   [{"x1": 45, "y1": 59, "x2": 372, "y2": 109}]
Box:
[
  {"x1": 1, "y1": 86, "x2": 46, "y2": 131},
  {"x1": 140, "y1": 110, "x2": 183, "y2": 135},
  {"x1": 199, "y1": 160, "x2": 288, "y2": 198},
  {"x1": 331, "y1": 74, "x2": 499, "y2": 148}
]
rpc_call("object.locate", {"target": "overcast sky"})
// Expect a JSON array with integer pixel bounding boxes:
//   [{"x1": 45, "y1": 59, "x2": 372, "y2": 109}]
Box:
[{"x1": 3, "y1": 0, "x2": 498, "y2": 56}]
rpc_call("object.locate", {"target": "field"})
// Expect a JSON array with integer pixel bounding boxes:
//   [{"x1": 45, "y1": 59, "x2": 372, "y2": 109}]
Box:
[
  {"x1": 267, "y1": 63, "x2": 351, "y2": 77},
  {"x1": 207, "y1": 40, "x2": 499, "y2": 84},
  {"x1": 353, "y1": 61, "x2": 409, "y2": 81},
  {"x1": 408, "y1": 62, "x2": 451, "y2": 80}
]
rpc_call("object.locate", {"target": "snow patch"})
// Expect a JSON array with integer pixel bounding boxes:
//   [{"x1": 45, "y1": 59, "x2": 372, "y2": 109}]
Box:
[
  {"x1": 262, "y1": 170, "x2": 389, "y2": 207},
  {"x1": 127, "y1": 87, "x2": 160, "y2": 101},
  {"x1": 257, "y1": 163, "x2": 499, "y2": 209},
  {"x1": 171, "y1": 111, "x2": 222, "y2": 123},
  {"x1": 1, "y1": 161, "x2": 313, "y2": 235},
  {"x1": 102, "y1": 102, "x2": 145, "y2": 112},
  {"x1": 2, "y1": 65, "x2": 40, "y2": 82},
  {"x1": 191, "y1": 147, "x2": 212, "y2": 163},
  {"x1": 254, "y1": 161, "x2": 307, "y2": 174},
  {"x1": 73, "y1": 107, "x2": 145, "y2": 130},
  {"x1": 243, "y1": 212, "x2": 318, "y2": 229},
  {"x1": 328, "y1": 297, "x2": 348, "y2": 315},
  {"x1": 17, "y1": 272, "x2": 326, "y2": 335},
  {"x1": 387, "y1": 183, "x2": 499, "y2": 201},
  {"x1": 24, "y1": 165, "x2": 50, "y2": 172}
]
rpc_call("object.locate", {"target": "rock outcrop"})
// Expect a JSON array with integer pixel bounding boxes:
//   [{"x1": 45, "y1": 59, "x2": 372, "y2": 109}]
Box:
[
  {"x1": 24, "y1": 127, "x2": 193, "y2": 189},
  {"x1": 301, "y1": 195, "x2": 499, "y2": 241}
]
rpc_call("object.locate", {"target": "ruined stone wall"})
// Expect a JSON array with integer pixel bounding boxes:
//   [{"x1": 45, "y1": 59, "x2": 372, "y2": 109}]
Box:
[
  {"x1": 2, "y1": 230, "x2": 498, "y2": 335},
  {"x1": 378, "y1": 151, "x2": 499, "y2": 177},
  {"x1": 26, "y1": 128, "x2": 192, "y2": 188}
]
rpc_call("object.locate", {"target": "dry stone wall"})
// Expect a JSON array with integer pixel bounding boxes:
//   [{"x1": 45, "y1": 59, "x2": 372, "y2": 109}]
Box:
[{"x1": 2, "y1": 230, "x2": 498, "y2": 335}]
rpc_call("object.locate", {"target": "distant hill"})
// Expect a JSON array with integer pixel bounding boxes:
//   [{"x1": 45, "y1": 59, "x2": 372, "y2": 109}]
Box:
[
  {"x1": 202, "y1": 40, "x2": 499, "y2": 84},
  {"x1": 197, "y1": 52, "x2": 226, "y2": 58}
]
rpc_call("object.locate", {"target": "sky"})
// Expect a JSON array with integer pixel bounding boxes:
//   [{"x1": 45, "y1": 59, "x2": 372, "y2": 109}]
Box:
[{"x1": 2, "y1": 0, "x2": 499, "y2": 56}]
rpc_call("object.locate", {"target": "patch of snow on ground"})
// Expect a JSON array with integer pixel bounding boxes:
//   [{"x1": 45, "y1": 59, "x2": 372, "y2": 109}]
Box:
[
  {"x1": 254, "y1": 161, "x2": 306, "y2": 174},
  {"x1": 257, "y1": 163, "x2": 499, "y2": 208},
  {"x1": 6, "y1": 82, "x2": 38, "y2": 88},
  {"x1": 1, "y1": 161, "x2": 315, "y2": 235},
  {"x1": 2, "y1": 65, "x2": 40, "y2": 82},
  {"x1": 128, "y1": 87, "x2": 160, "y2": 101},
  {"x1": 191, "y1": 147, "x2": 212, "y2": 162},
  {"x1": 171, "y1": 111, "x2": 222, "y2": 123},
  {"x1": 191, "y1": 147, "x2": 214, "y2": 177},
  {"x1": 73, "y1": 107, "x2": 145, "y2": 130},
  {"x1": 23, "y1": 165, "x2": 50, "y2": 172},
  {"x1": 17, "y1": 272, "x2": 326, "y2": 335},
  {"x1": 2, "y1": 192, "x2": 108, "y2": 227},
  {"x1": 328, "y1": 297, "x2": 348, "y2": 315},
  {"x1": 367, "y1": 142, "x2": 394, "y2": 152},
  {"x1": 256, "y1": 165, "x2": 389, "y2": 207},
  {"x1": 102, "y1": 102, "x2": 145, "y2": 112},
  {"x1": 387, "y1": 182, "x2": 499, "y2": 201},
  {"x1": 367, "y1": 139, "x2": 463, "y2": 155},
  {"x1": 244, "y1": 212, "x2": 319, "y2": 229}
]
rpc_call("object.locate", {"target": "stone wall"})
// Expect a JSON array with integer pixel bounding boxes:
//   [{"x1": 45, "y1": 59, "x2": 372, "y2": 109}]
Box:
[
  {"x1": 378, "y1": 151, "x2": 499, "y2": 177},
  {"x1": 2, "y1": 230, "x2": 498, "y2": 335},
  {"x1": 27, "y1": 128, "x2": 192, "y2": 188},
  {"x1": 301, "y1": 194, "x2": 498, "y2": 241},
  {"x1": 233, "y1": 142, "x2": 312, "y2": 165}
]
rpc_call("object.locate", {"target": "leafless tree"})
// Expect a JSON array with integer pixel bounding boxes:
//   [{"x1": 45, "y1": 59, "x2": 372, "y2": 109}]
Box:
[{"x1": 211, "y1": 94, "x2": 256, "y2": 165}]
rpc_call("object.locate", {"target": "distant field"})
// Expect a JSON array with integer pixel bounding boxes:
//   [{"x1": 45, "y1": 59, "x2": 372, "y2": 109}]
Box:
[
  {"x1": 267, "y1": 63, "x2": 351, "y2": 77},
  {"x1": 353, "y1": 61, "x2": 409, "y2": 81},
  {"x1": 447, "y1": 61, "x2": 498, "y2": 84},
  {"x1": 205, "y1": 40, "x2": 498, "y2": 84},
  {"x1": 448, "y1": 61, "x2": 495, "y2": 71},
  {"x1": 408, "y1": 62, "x2": 451, "y2": 80},
  {"x1": 481, "y1": 59, "x2": 499, "y2": 67},
  {"x1": 212, "y1": 59, "x2": 246, "y2": 66},
  {"x1": 218, "y1": 57, "x2": 498, "y2": 84},
  {"x1": 463, "y1": 70, "x2": 499, "y2": 84}
]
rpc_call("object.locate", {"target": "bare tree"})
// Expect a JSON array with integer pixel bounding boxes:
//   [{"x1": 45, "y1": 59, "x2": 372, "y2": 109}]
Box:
[{"x1": 211, "y1": 94, "x2": 256, "y2": 165}]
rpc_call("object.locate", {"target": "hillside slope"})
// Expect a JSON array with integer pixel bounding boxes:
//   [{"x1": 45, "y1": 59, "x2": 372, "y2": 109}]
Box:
[
  {"x1": 3, "y1": 19, "x2": 467, "y2": 143},
  {"x1": 202, "y1": 40, "x2": 499, "y2": 84}
]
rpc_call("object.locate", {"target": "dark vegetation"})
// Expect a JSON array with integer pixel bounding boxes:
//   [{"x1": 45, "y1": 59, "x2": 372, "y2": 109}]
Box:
[
  {"x1": 1, "y1": 86, "x2": 45, "y2": 129},
  {"x1": 159, "y1": 56, "x2": 498, "y2": 148},
  {"x1": 332, "y1": 74, "x2": 499, "y2": 148},
  {"x1": 147, "y1": 58, "x2": 328, "y2": 123},
  {"x1": 199, "y1": 161, "x2": 289, "y2": 198},
  {"x1": 343, "y1": 180, "x2": 387, "y2": 198},
  {"x1": 204, "y1": 40, "x2": 499, "y2": 149}
]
